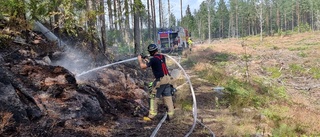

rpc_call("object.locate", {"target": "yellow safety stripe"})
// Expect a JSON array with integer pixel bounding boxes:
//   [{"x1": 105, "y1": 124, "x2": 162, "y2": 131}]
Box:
[
  {"x1": 167, "y1": 112, "x2": 174, "y2": 116},
  {"x1": 149, "y1": 99, "x2": 157, "y2": 115}
]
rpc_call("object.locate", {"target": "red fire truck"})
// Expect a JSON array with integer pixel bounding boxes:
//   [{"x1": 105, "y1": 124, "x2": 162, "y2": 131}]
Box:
[{"x1": 157, "y1": 27, "x2": 189, "y2": 53}]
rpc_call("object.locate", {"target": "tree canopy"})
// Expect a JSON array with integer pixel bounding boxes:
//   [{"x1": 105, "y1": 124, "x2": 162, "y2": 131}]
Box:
[{"x1": 1, "y1": 0, "x2": 320, "y2": 54}]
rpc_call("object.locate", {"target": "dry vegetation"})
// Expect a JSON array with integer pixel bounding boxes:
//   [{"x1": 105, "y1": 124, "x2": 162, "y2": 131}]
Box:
[{"x1": 177, "y1": 32, "x2": 320, "y2": 136}]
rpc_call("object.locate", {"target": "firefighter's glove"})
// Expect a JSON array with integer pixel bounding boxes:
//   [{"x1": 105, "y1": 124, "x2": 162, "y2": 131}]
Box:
[
  {"x1": 140, "y1": 53, "x2": 148, "y2": 59},
  {"x1": 148, "y1": 82, "x2": 153, "y2": 91},
  {"x1": 150, "y1": 93, "x2": 156, "y2": 99}
]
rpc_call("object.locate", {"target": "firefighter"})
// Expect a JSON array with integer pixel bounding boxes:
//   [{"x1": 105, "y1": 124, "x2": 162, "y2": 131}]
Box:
[
  {"x1": 137, "y1": 44, "x2": 175, "y2": 121},
  {"x1": 187, "y1": 37, "x2": 193, "y2": 48}
]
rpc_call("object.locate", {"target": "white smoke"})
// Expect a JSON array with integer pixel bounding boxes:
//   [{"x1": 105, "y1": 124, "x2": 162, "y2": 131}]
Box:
[{"x1": 51, "y1": 46, "x2": 94, "y2": 75}]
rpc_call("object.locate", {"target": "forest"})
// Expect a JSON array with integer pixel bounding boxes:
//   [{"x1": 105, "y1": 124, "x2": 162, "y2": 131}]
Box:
[
  {"x1": 1, "y1": 0, "x2": 320, "y2": 136},
  {"x1": 2, "y1": 0, "x2": 320, "y2": 54}
]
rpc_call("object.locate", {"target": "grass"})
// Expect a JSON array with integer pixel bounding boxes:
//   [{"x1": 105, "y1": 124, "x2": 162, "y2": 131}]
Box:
[
  {"x1": 272, "y1": 124, "x2": 297, "y2": 137},
  {"x1": 288, "y1": 46, "x2": 309, "y2": 51},
  {"x1": 265, "y1": 67, "x2": 282, "y2": 79},
  {"x1": 180, "y1": 99, "x2": 193, "y2": 111},
  {"x1": 310, "y1": 67, "x2": 320, "y2": 79},
  {"x1": 297, "y1": 51, "x2": 308, "y2": 57},
  {"x1": 261, "y1": 106, "x2": 289, "y2": 124},
  {"x1": 289, "y1": 63, "x2": 306, "y2": 75},
  {"x1": 178, "y1": 32, "x2": 320, "y2": 136},
  {"x1": 181, "y1": 57, "x2": 196, "y2": 68}
]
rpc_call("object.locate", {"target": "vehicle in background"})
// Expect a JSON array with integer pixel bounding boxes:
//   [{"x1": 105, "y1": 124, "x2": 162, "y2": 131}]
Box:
[{"x1": 157, "y1": 27, "x2": 190, "y2": 53}]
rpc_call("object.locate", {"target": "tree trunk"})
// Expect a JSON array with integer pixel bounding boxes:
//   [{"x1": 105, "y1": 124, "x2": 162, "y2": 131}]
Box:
[
  {"x1": 100, "y1": 0, "x2": 107, "y2": 53},
  {"x1": 292, "y1": 3, "x2": 294, "y2": 31},
  {"x1": 134, "y1": 0, "x2": 141, "y2": 55},
  {"x1": 107, "y1": 0, "x2": 113, "y2": 29},
  {"x1": 235, "y1": 0, "x2": 239, "y2": 38},
  {"x1": 168, "y1": 0, "x2": 170, "y2": 28},
  {"x1": 276, "y1": 7, "x2": 280, "y2": 33},
  {"x1": 118, "y1": 0, "x2": 122, "y2": 30},
  {"x1": 208, "y1": 0, "x2": 211, "y2": 43},
  {"x1": 147, "y1": 0, "x2": 151, "y2": 39},
  {"x1": 258, "y1": 1, "x2": 263, "y2": 42},
  {"x1": 124, "y1": 0, "x2": 131, "y2": 44},
  {"x1": 284, "y1": 13, "x2": 287, "y2": 30},
  {"x1": 270, "y1": 1, "x2": 273, "y2": 35},
  {"x1": 86, "y1": 0, "x2": 95, "y2": 52},
  {"x1": 152, "y1": 0, "x2": 157, "y2": 42},
  {"x1": 296, "y1": 0, "x2": 300, "y2": 32},
  {"x1": 113, "y1": 0, "x2": 118, "y2": 30},
  {"x1": 159, "y1": 0, "x2": 162, "y2": 28},
  {"x1": 311, "y1": 2, "x2": 314, "y2": 31},
  {"x1": 180, "y1": 0, "x2": 183, "y2": 25},
  {"x1": 140, "y1": 16, "x2": 143, "y2": 46},
  {"x1": 266, "y1": 1, "x2": 270, "y2": 35}
]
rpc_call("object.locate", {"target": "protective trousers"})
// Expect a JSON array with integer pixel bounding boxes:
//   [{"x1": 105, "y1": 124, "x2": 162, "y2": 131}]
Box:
[
  {"x1": 148, "y1": 97, "x2": 159, "y2": 119},
  {"x1": 148, "y1": 96, "x2": 174, "y2": 119},
  {"x1": 163, "y1": 96, "x2": 174, "y2": 119},
  {"x1": 148, "y1": 75, "x2": 175, "y2": 119}
]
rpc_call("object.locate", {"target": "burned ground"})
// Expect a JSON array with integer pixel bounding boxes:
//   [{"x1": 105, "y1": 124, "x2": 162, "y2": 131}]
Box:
[{"x1": 0, "y1": 26, "x2": 205, "y2": 136}]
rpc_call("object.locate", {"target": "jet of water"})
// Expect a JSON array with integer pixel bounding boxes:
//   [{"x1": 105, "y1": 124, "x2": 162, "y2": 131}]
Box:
[{"x1": 76, "y1": 57, "x2": 138, "y2": 77}]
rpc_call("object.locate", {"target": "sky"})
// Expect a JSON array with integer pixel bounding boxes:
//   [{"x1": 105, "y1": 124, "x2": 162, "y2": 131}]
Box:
[
  {"x1": 169, "y1": 0, "x2": 205, "y2": 20},
  {"x1": 142, "y1": 0, "x2": 206, "y2": 22}
]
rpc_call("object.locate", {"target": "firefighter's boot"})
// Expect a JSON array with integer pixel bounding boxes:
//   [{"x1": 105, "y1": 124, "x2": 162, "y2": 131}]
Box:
[
  {"x1": 163, "y1": 96, "x2": 174, "y2": 120},
  {"x1": 148, "y1": 97, "x2": 159, "y2": 119}
]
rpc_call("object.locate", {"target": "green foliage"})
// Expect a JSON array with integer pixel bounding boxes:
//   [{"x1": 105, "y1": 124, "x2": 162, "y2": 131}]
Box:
[
  {"x1": 198, "y1": 67, "x2": 225, "y2": 85},
  {"x1": 224, "y1": 79, "x2": 269, "y2": 109},
  {"x1": 289, "y1": 64, "x2": 306, "y2": 75},
  {"x1": 272, "y1": 124, "x2": 297, "y2": 137},
  {"x1": 195, "y1": 61, "x2": 289, "y2": 111},
  {"x1": 181, "y1": 5, "x2": 196, "y2": 34},
  {"x1": 169, "y1": 13, "x2": 176, "y2": 27},
  {"x1": 297, "y1": 51, "x2": 308, "y2": 58},
  {"x1": 213, "y1": 53, "x2": 230, "y2": 62},
  {"x1": 288, "y1": 64, "x2": 320, "y2": 79},
  {"x1": 0, "y1": 34, "x2": 13, "y2": 49},
  {"x1": 288, "y1": 46, "x2": 308, "y2": 51},
  {"x1": 216, "y1": 0, "x2": 229, "y2": 38},
  {"x1": 310, "y1": 67, "x2": 320, "y2": 79},
  {"x1": 27, "y1": 0, "x2": 50, "y2": 20},
  {"x1": 181, "y1": 58, "x2": 196, "y2": 68},
  {"x1": 0, "y1": 0, "x2": 25, "y2": 17},
  {"x1": 241, "y1": 54, "x2": 252, "y2": 61},
  {"x1": 181, "y1": 100, "x2": 193, "y2": 111},
  {"x1": 117, "y1": 43, "x2": 133, "y2": 55},
  {"x1": 294, "y1": 23, "x2": 311, "y2": 33},
  {"x1": 262, "y1": 106, "x2": 287, "y2": 123},
  {"x1": 271, "y1": 86, "x2": 288, "y2": 99},
  {"x1": 133, "y1": 0, "x2": 145, "y2": 13},
  {"x1": 266, "y1": 67, "x2": 282, "y2": 79}
]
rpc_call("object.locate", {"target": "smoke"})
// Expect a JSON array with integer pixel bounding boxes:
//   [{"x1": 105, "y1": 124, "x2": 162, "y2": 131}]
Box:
[{"x1": 51, "y1": 46, "x2": 94, "y2": 75}]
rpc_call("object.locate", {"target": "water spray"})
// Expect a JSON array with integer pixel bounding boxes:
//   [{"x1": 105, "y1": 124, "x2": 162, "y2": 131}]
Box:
[
  {"x1": 76, "y1": 57, "x2": 138, "y2": 77},
  {"x1": 74, "y1": 53, "x2": 212, "y2": 136}
]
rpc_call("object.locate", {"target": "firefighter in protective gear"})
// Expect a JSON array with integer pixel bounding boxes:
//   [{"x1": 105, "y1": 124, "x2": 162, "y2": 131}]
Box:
[
  {"x1": 138, "y1": 44, "x2": 175, "y2": 121},
  {"x1": 187, "y1": 37, "x2": 193, "y2": 51}
]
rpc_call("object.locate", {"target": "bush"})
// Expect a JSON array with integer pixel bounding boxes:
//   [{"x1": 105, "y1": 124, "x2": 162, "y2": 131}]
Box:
[
  {"x1": 294, "y1": 23, "x2": 311, "y2": 33},
  {"x1": 224, "y1": 79, "x2": 269, "y2": 110}
]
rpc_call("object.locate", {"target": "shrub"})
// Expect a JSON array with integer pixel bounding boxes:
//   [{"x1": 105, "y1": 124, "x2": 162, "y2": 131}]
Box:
[
  {"x1": 272, "y1": 124, "x2": 297, "y2": 137},
  {"x1": 224, "y1": 79, "x2": 268, "y2": 110}
]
